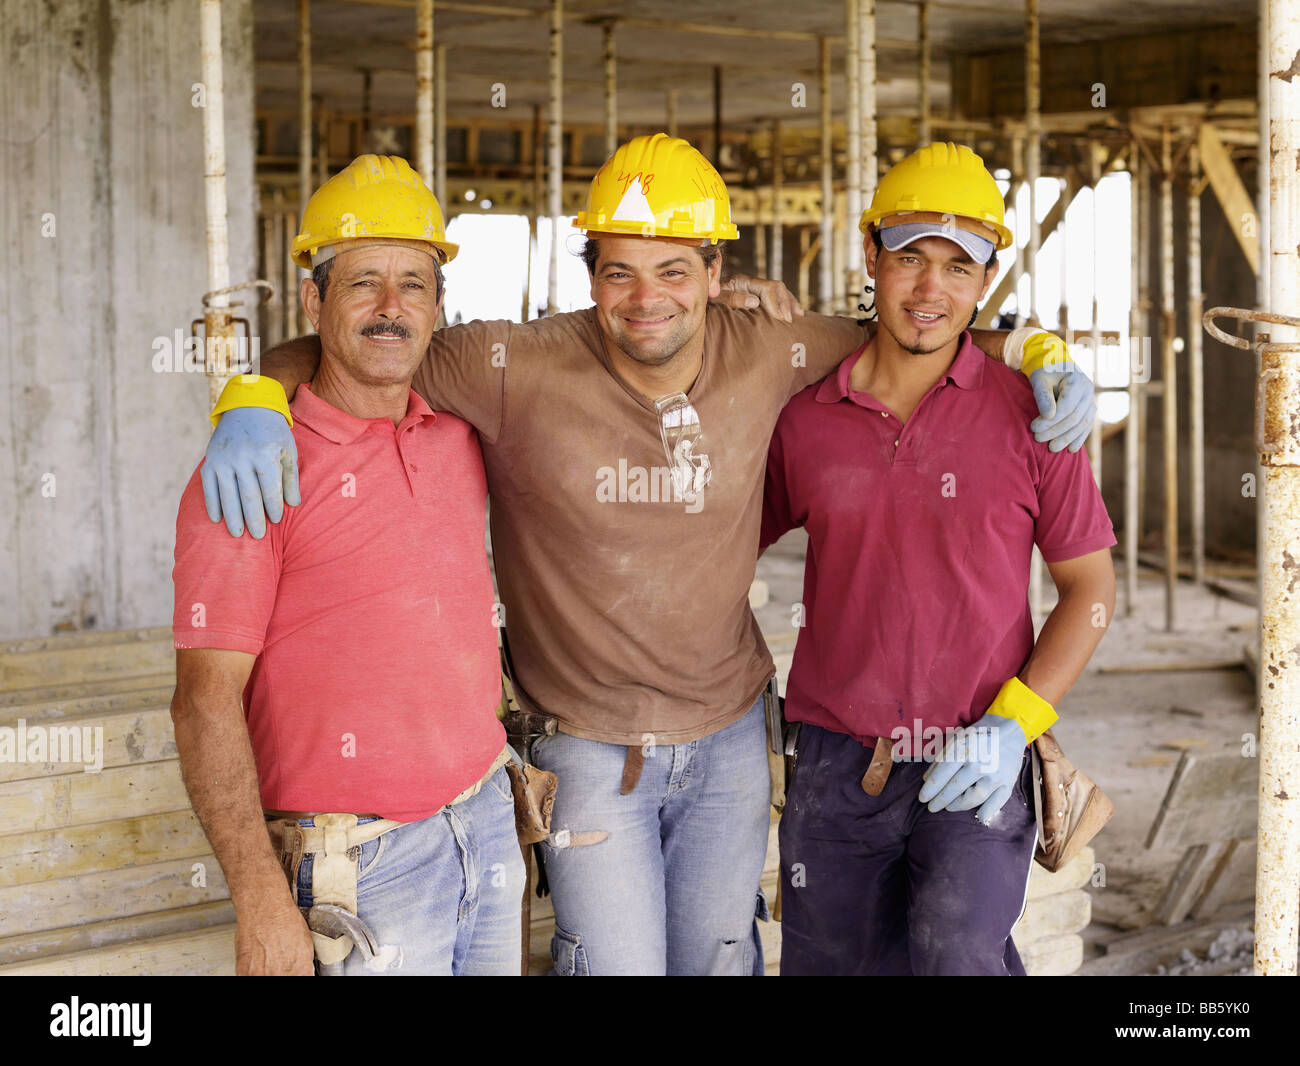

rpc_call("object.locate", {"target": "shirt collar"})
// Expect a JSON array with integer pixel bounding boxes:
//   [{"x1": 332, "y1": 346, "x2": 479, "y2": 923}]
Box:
[
  {"x1": 291, "y1": 382, "x2": 438, "y2": 445},
  {"x1": 815, "y1": 329, "x2": 985, "y2": 406}
]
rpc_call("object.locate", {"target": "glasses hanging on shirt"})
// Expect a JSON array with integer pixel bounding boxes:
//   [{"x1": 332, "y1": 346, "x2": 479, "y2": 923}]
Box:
[{"x1": 654, "y1": 393, "x2": 712, "y2": 505}]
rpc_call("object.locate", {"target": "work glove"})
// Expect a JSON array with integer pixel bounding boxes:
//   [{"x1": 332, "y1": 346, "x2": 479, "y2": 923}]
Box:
[
  {"x1": 917, "y1": 714, "x2": 1028, "y2": 825},
  {"x1": 201, "y1": 406, "x2": 300, "y2": 539},
  {"x1": 917, "y1": 677, "x2": 1058, "y2": 825},
  {"x1": 1014, "y1": 331, "x2": 1097, "y2": 454}
]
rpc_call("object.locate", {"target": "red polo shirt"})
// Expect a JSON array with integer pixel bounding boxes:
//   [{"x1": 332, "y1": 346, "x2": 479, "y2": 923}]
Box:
[
  {"x1": 761, "y1": 332, "x2": 1116, "y2": 745},
  {"x1": 172, "y1": 383, "x2": 504, "y2": 821}
]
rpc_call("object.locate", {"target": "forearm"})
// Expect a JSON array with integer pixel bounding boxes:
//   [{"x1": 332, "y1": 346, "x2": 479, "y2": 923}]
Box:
[
  {"x1": 971, "y1": 328, "x2": 1006, "y2": 360},
  {"x1": 170, "y1": 688, "x2": 290, "y2": 909},
  {"x1": 259, "y1": 335, "x2": 322, "y2": 401},
  {"x1": 1019, "y1": 579, "x2": 1114, "y2": 705}
]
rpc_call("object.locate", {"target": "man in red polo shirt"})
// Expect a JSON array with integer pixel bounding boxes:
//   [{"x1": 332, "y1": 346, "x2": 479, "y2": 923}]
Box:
[
  {"x1": 170, "y1": 156, "x2": 523, "y2": 975},
  {"x1": 761, "y1": 143, "x2": 1116, "y2": 975}
]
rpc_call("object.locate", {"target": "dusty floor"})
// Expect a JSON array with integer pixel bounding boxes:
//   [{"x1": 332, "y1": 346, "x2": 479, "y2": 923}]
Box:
[{"x1": 754, "y1": 531, "x2": 1273, "y2": 975}]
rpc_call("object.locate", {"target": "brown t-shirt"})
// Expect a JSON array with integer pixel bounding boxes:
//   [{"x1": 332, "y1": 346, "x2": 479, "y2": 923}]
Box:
[{"x1": 411, "y1": 306, "x2": 866, "y2": 744}]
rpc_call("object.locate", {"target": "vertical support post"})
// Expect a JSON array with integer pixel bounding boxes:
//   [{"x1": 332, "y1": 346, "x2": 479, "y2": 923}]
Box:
[
  {"x1": 1255, "y1": 0, "x2": 1270, "y2": 677},
  {"x1": 1160, "y1": 127, "x2": 1178, "y2": 631},
  {"x1": 199, "y1": 0, "x2": 234, "y2": 410},
  {"x1": 603, "y1": 23, "x2": 617, "y2": 159},
  {"x1": 361, "y1": 69, "x2": 372, "y2": 153},
  {"x1": 771, "y1": 121, "x2": 783, "y2": 284},
  {"x1": 435, "y1": 43, "x2": 447, "y2": 209},
  {"x1": 755, "y1": 223, "x2": 768, "y2": 280},
  {"x1": 415, "y1": 0, "x2": 434, "y2": 185},
  {"x1": 918, "y1": 2, "x2": 931, "y2": 147},
  {"x1": 666, "y1": 88, "x2": 678, "y2": 138},
  {"x1": 1011, "y1": 134, "x2": 1024, "y2": 326},
  {"x1": 547, "y1": 0, "x2": 563, "y2": 316},
  {"x1": 527, "y1": 103, "x2": 543, "y2": 321},
  {"x1": 1025, "y1": 0, "x2": 1040, "y2": 325},
  {"x1": 1187, "y1": 143, "x2": 1205, "y2": 583},
  {"x1": 859, "y1": 0, "x2": 877, "y2": 213},
  {"x1": 297, "y1": 0, "x2": 312, "y2": 336},
  {"x1": 1126, "y1": 150, "x2": 1142, "y2": 614},
  {"x1": 317, "y1": 100, "x2": 328, "y2": 185},
  {"x1": 819, "y1": 37, "x2": 834, "y2": 313},
  {"x1": 1254, "y1": 0, "x2": 1300, "y2": 977},
  {"x1": 1089, "y1": 148, "x2": 1104, "y2": 486},
  {"x1": 844, "y1": 0, "x2": 862, "y2": 305},
  {"x1": 712, "y1": 66, "x2": 723, "y2": 165}
]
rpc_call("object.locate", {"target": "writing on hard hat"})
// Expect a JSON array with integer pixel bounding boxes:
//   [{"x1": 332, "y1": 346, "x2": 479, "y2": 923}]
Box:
[
  {"x1": 291, "y1": 154, "x2": 458, "y2": 269},
  {"x1": 859, "y1": 142, "x2": 1013, "y2": 250},
  {"x1": 574, "y1": 133, "x2": 739, "y2": 244}
]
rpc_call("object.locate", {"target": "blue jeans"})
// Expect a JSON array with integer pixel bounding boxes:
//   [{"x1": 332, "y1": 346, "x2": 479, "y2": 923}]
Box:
[
  {"x1": 531, "y1": 697, "x2": 772, "y2": 976},
  {"x1": 295, "y1": 762, "x2": 526, "y2": 975}
]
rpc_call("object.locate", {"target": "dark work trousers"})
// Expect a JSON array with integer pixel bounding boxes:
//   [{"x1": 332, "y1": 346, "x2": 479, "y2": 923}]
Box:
[{"x1": 778, "y1": 722, "x2": 1038, "y2": 976}]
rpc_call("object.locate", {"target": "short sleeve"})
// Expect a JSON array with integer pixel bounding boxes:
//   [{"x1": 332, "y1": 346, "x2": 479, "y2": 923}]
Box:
[
  {"x1": 172, "y1": 465, "x2": 281, "y2": 654},
  {"x1": 761, "y1": 406, "x2": 801, "y2": 552},
  {"x1": 410, "y1": 319, "x2": 510, "y2": 443},
  {"x1": 1034, "y1": 446, "x2": 1118, "y2": 563},
  {"x1": 785, "y1": 313, "x2": 870, "y2": 395}
]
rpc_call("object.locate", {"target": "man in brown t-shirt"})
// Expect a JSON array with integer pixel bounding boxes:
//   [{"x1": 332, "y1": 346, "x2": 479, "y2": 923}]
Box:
[{"x1": 201, "y1": 136, "x2": 1095, "y2": 975}]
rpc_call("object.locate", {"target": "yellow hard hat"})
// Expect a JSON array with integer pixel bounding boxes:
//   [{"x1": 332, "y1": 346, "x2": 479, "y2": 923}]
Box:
[
  {"x1": 291, "y1": 154, "x2": 458, "y2": 269},
  {"x1": 859, "y1": 142, "x2": 1012, "y2": 250},
  {"x1": 574, "y1": 133, "x2": 738, "y2": 243}
]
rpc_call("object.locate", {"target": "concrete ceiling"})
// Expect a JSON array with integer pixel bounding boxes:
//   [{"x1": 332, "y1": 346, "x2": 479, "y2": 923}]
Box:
[{"x1": 253, "y1": 0, "x2": 1258, "y2": 133}]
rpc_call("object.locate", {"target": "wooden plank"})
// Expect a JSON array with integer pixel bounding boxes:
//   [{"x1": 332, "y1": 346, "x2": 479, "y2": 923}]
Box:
[
  {"x1": 0, "y1": 640, "x2": 174, "y2": 694},
  {"x1": 1145, "y1": 750, "x2": 1258, "y2": 850},
  {"x1": 1152, "y1": 841, "x2": 1232, "y2": 925},
  {"x1": 0, "y1": 673, "x2": 174, "y2": 709},
  {"x1": 1021, "y1": 932, "x2": 1083, "y2": 977},
  {"x1": 1079, "y1": 900, "x2": 1254, "y2": 976},
  {"x1": 0, "y1": 924, "x2": 235, "y2": 976},
  {"x1": 1100, "y1": 659, "x2": 1244, "y2": 675},
  {"x1": 0, "y1": 703, "x2": 178, "y2": 784},
  {"x1": 0, "y1": 901, "x2": 234, "y2": 967},
  {"x1": 0, "y1": 809, "x2": 209, "y2": 888},
  {"x1": 0, "y1": 856, "x2": 229, "y2": 939},
  {"x1": 1198, "y1": 124, "x2": 1260, "y2": 274},
  {"x1": 0, "y1": 760, "x2": 191, "y2": 836}
]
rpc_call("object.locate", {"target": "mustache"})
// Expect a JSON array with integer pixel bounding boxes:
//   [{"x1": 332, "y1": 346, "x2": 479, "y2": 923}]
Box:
[{"x1": 360, "y1": 321, "x2": 413, "y2": 339}]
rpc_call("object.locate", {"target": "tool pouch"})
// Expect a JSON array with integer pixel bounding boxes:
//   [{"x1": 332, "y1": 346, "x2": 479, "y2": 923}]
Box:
[
  {"x1": 505, "y1": 761, "x2": 557, "y2": 846},
  {"x1": 1031, "y1": 731, "x2": 1115, "y2": 872},
  {"x1": 763, "y1": 677, "x2": 788, "y2": 812}
]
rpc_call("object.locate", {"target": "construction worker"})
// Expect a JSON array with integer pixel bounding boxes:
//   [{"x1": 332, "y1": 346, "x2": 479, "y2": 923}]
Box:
[
  {"x1": 170, "y1": 155, "x2": 525, "y2": 976},
  {"x1": 197, "y1": 135, "x2": 1097, "y2": 975},
  {"x1": 761, "y1": 142, "x2": 1117, "y2": 975}
]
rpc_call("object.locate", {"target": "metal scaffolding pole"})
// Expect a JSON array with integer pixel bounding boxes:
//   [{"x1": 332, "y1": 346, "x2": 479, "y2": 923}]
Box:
[
  {"x1": 1025, "y1": 0, "x2": 1040, "y2": 325},
  {"x1": 1137, "y1": 140, "x2": 1152, "y2": 555},
  {"x1": 1159, "y1": 128, "x2": 1178, "y2": 631},
  {"x1": 819, "y1": 37, "x2": 834, "y2": 313},
  {"x1": 200, "y1": 0, "x2": 234, "y2": 409},
  {"x1": 713, "y1": 66, "x2": 723, "y2": 165},
  {"x1": 1256, "y1": 0, "x2": 1300, "y2": 977},
  {"x1": 603, "y1": 23, "x2": 617, "y2": 159},
  {"x1": 297, "y1": 0, "x2": 312, "y2": 335},
  {"x1": 1188, "y1": 143, "x2": 1205, "y2": 584},
  {"x1": 527, "y1": 103, "x2": 543, "y2": 321},
  {"x1": 771, "y1": 121, "x2": 783, "y2": 284},
  {"x1": 1125, "y1": 149, "x2": 1142, "y2": 614},
  {"x1": 547, "y1": 0, "x2": 562, "y2": 316},
  {"x1": 918, "y1": 2, "x2": 931, "y2": 147},
  {"x1": 859, "y1": 0, "x2": 877, "y2": 210},
  {"x1": 416, "y1": 0, "x2": 434, "y2": 185},
  {"x1": 666, "y1": 88, "x2": 678, "y2": 138},
  {"x1": 435, "y1": 43, "x2": 447, "y2": 208},
  {"x1": 317, "y1": 100, "x2": 328, "y2": 185},
  {"x1": 844, "y1": 0, "x2": 862, "y2": 305},
  {"x1": 1088, "y1": 148, "x2": 1103, "y2": 486}
]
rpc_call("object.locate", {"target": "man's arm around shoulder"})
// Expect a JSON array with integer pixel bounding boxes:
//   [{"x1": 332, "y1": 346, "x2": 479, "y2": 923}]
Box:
[{"x1": 171, "y1": 649, "x2": 314, "y2": 975}]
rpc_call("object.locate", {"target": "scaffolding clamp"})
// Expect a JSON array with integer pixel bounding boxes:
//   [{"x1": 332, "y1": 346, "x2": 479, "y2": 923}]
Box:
[{"x1": 1204, "y1": 307, "x2": 1300, "y2": 463}]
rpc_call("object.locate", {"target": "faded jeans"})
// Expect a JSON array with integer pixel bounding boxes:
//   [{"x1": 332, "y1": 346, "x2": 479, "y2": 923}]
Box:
[
  {"x1": 531, "y1": 696, "x2": 772, "y2": 976},
  {"x1": 294, "y1": 762, "x2": 526, "y2": 975}
]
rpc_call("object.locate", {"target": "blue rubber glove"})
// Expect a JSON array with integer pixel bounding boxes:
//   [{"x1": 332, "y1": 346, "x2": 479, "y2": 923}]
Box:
[
  {"x1": 1029, "y1": 362, "x2": 1096, "y2": 454},
  {"x1": 916, "y1": 715, "x2": 1027, "y2": 825},
  {"x1": 200, "y1": 407, "x2": 301, "y2": 539}
]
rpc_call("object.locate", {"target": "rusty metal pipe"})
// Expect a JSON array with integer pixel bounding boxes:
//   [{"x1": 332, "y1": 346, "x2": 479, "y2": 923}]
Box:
[
  {"x1": 200, "y1": 0, "x2": 234, "y2": 409},
  {"x1": 918, "y1": 3, "x2": 930, "y2": 146},
  {"x1": 1025, "y1": 0, "x2": 1040, "y2": 325},
  {"x1": 1125, "y1": 150, "x2": 1143, "y2": 614},
  {"x1": 604, "y1": 23, "x2": 617, "y2": 159},
  {"x1": 297, "y1": 0, "x2": 312, "y2": 336},
  {"x1": 771, "y1": 121, "x2": 783, "y2": 285},
  {"x1": 820, "y1": 37, "x2": 834, "y2": 313},
  {"x1": 435, "y1": 43, "x2": 447, "y2": 208},
  {"x1": 547, "y1": 0, "x2": 562, "y2": 315},
  {"x1": 1188, "y1": 144, "x2": 1205, "y2": 584},
  {"x1": 844, "y1": 0, "x2": 862, "y2": 304},
  {"x1": 416, "y1": 0, "x2": 433, "y2": 185}
]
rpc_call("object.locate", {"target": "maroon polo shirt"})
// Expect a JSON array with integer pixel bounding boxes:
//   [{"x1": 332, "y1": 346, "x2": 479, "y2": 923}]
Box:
[{"x1": 761, "y1": 331, "x2": 1116, "y2": 745}]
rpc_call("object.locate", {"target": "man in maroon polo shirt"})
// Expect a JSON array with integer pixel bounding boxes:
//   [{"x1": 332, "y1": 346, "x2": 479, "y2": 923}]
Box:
[{"x1": 761, "y1": 143, "x2": 1116, "y2": 976}]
